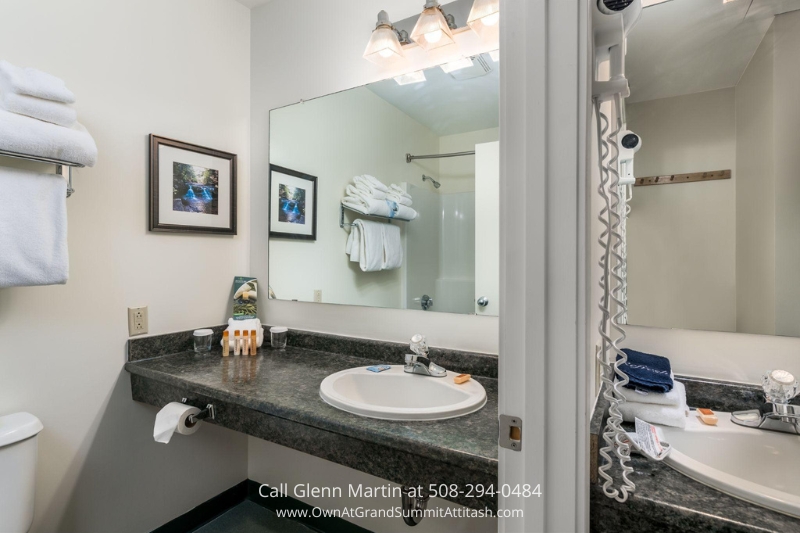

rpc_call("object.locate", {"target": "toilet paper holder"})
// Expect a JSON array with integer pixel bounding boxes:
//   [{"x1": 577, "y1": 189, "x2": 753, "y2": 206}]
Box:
[{"x1": 181, "y1": 398, "x2": 216, "y2": 428}]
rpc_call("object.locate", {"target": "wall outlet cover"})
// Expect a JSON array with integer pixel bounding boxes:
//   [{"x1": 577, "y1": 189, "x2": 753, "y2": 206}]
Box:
[
  {"x1": 128, "y1": 306, "x2": 148, "y2": 336},
  {"x1": 313, "y1": 290, "x2": 322, "y2": 303}
]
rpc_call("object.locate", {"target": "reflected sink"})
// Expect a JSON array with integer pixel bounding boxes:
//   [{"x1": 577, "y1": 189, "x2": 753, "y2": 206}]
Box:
[
  {"x1": 319, "y1": 366, "x2": 486, "y2": 421},
  {"x1": 660, "y1": 412, "x2": 800, "y2": 518}
]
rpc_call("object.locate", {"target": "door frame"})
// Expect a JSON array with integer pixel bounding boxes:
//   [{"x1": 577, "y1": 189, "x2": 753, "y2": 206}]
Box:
[{"x1": 498, "y1": 0, "x2": 590, "y2": 531}]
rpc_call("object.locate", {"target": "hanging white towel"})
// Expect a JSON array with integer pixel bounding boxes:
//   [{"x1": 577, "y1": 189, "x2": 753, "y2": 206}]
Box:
[
  {"x1": 350, "y1": 220, "x2": 383, "y2": 272},
  {"x1": 341, "y1": 197, "x2": 418, "y2": 221},
  {"x1": 0, "y1": 168, "x2": 68, "y2": 288},
  {"x1": 346, "y1": 222, "x2": 361, "y2": 263},
  {"x1": 0, "y1": 109, "x2": 97, "y2": 167},
  {"x1": 618, "y1": 380, "x2": 688, "y2": 429},
  {"x1": 381, "y1": 223, "x2": 403, "y2": 270},
  {"x1": 0, "y1": 60, "x2": 76, "y2": 104},
  {"x1": 0, "y1": 91, "x2": 77, "y2": 127}
]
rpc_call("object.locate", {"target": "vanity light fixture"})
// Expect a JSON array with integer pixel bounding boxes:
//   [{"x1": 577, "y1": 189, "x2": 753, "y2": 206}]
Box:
[
  {"x1": 440, "y1": 56, "x2": 474, "y2": 74},
  {"x1": 467, "y1": 0, "x2": 500, "y2": 39},
  {"x1": 489, "y1": 49, "x2": 499, "y2": 62},
  {"x1": 363, "y1": 11, "x2": 408, "y2": 66},
  {"x1": 394, "y1": 70, "x2": 427, "y2": 86},
  {"x1": 410, "y1": 0, "x2": 456, "y2": 51}
]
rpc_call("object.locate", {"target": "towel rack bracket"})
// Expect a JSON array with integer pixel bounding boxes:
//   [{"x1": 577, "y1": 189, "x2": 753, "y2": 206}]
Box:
[{"x1": 0, "y1": 148, "x2": 82, "y2": 198}]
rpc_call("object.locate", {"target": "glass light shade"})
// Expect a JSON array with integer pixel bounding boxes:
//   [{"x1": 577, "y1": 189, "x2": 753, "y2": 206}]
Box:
[
  {"x1": 467, "y1": 0, "x2": 500, "y2": 40},
  {"x1": 410, "y1": 5, "x2": 456, "y2": 51},
  {"x1": 364, "y1": 25, "x2": 404, "y2": 65}
]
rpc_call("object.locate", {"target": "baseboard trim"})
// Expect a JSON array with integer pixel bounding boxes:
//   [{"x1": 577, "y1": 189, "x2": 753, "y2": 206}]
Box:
[{"x1": 150, "y1": 480, "x2": 248, "y2": 533}]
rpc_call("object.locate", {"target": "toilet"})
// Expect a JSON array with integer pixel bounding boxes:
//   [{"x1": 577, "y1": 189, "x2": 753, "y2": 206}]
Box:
[{"x1": 0, "y1": 412, "x2": 43, "y2": 533}]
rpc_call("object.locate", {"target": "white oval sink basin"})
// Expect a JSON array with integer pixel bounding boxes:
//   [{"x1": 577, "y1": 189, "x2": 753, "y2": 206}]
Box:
[
  {"x1": 319, "y1": 366, "x2": 486, "y2": 421},
  {"x1": 660, "y1": 412, "x2": 800, "y2": 518}
]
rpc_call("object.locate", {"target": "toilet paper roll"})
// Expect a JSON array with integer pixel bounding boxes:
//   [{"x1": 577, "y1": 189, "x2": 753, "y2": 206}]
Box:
[{"x1": 154, "y1": 402, "x2": 201, "y2": 444}]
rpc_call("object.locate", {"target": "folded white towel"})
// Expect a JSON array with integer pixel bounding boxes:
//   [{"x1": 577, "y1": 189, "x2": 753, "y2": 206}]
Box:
[
  {"x1": 618, "y1": 374, "x2": 682, "y2": 406},
  {"x1": 381, "y1": 223, "x2": 403, "y2": 270},
  {"x1": 0, "y1": 91, "x2": 77, "y2": 127},
  {"x1": 618, "y1": 380, "x2": 688, "y2": 429},
  {"x1": 390, "y1": 184, "x2": 412, "y2": 200},
  {"x1": 348, "y1": 220, "x2": 384, "y2": 272},
  {"x1": 342, "y1": 197, "x2": 418, "y2": 221},
  {"x1": 0, "y1": 168, "x2": 68, "y2": 288},
  {"x1": 386, "y1": 191, "x2": 412, "y2": 206},
  {"x1": 0, "y1": 60, "x2": 76, "y2": 104},
  {"x1": 0, "y1": 109, "x2": 97, "y2": 167},
  {"x1": 346, "y1": 183, "x2": 386, "y2": 202},
  {"x1": 353, "y1": 175, "x2": 389, "y2": 195},
  {"x1": 221, "y1": 318, "x2": 264, "y2": 349}
]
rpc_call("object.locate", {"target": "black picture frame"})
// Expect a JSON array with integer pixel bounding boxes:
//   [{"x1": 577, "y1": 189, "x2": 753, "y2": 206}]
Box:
[
  {"x1": 149, "y1": 134, "x2": 237, "y2": 235},
  {"x1": 268, "y1": 164, "x2": 318, "y2": 241}
]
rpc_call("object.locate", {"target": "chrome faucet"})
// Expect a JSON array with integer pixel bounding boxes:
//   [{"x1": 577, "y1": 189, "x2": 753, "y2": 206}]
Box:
[
  {"x1": 404, "y1": 334, "x2": 447, "y2": 378},
  {"x1": 731, "y1": 370, "x2": 800, "y2": 434}
]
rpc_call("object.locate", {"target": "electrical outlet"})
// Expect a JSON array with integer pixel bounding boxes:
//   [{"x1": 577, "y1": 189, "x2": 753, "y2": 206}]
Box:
[
  {"x1": 128, "y1": 306, "x2": 148, "y2": 336},
  {"x1": 313, "y1": 290, "x2": 322, "y2": 303}
]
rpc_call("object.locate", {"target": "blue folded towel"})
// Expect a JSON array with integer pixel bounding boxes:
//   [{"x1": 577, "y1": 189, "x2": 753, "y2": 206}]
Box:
[{"x1": 615, "y1": 348, "x2": 673, "y2": 393}]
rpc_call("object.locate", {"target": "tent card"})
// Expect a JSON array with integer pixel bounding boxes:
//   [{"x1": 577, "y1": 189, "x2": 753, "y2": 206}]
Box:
[{"x1": 233, "y1": 277, "x2": 257, "y2": 319}]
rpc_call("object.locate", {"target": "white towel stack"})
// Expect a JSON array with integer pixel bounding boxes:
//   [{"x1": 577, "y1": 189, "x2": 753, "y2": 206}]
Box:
[
  {"x1": 342, "y1": 175, "x2": 418, "y2": 221},
  {"x1": 345, "y1": 219, "x2": 404, "y2": 272},
  {"x1": 0, "y1": 61, "x2": 97, "y2": 288},
  {"x1": 0, "y1": 60, "x2": 97, "y2": 166},
  {"x1": 617, "y1": 379, "x2": 689, "y2": 429}
]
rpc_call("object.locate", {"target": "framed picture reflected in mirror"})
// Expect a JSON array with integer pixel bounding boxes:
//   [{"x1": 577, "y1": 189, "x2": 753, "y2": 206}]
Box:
[{"x1": 269, "y1": 164, "x2": 317, "y2": 241}]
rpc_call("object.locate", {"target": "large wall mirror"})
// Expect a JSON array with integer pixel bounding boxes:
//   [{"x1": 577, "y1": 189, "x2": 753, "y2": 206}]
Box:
[
  {"x1": 267, "y1": 5, "x2": 499, "y2": 316},
  {"x1": 624, "y1": 0, "x2": 800, "y2": 336}
]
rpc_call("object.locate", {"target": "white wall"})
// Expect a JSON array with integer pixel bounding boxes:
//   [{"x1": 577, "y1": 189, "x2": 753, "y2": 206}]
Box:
[
  {"x1": 250, "y1": 0, "x2": 498, "y2": 355},
  {"x1": 0, "y1": 1, "x2": 250, "y2": 531},
  {"x1": 438, "y1": 127, "x2": 500, "y2": 192},
  {"x1": 249, "y1": 2, "x2": 497, "y2": 531},
  {"x1": 269, "y1": 87, "x2": 438, "y2": 307},
  {"x1": 736, "y1": 24, "x2": 775, "y2": 335},
  {"x1": 626, "y1": 89, "x2": 737, "y2": 332}
]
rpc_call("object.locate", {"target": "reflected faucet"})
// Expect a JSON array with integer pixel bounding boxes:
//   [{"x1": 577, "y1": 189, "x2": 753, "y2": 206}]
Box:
[
  {"x1": 731, "y1": 370, "x2": 800, "y2": 434},
  {"x1": 404, "y1": 334, "x2": 447, "y2": 378}
]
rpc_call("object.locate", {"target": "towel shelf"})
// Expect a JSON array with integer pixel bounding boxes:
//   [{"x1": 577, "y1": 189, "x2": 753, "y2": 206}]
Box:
[
  {"x1": 340, "y1": 203, "x2": 410, "y2": 228},
  {"x1": 0, "y1": 148, "x2": 83, "y2": 198}
]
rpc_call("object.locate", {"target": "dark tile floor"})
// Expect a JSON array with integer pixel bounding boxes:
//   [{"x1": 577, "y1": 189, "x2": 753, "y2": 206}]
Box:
[{"x1": 192, "y1": 501, "x2": 316, "y2": 533}]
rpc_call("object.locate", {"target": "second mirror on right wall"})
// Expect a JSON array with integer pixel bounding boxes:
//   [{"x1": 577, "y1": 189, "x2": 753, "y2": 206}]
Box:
[{"x1": 624, "y1": 0, "x2": 800, "y2": 336}]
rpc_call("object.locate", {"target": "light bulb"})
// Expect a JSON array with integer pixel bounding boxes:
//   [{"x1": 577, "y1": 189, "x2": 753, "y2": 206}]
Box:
[
  {"x1": 379, "y1": 48, "x2": 394, "y2": 58},
  {"x1": 425, "y1": 29, "x2": 443, "y2": 43},
  {"x1": 482, "y1": 12, "x2": 499, "y2": 26}
]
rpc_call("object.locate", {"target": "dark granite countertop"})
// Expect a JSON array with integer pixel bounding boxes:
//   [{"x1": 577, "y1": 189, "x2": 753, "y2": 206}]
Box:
[
  {"x1": 125, "y1": 345, "x2": 498, "y2": 475},
  {"x1": 590, "y1": 377, "x2": 800, "y2": 532}
]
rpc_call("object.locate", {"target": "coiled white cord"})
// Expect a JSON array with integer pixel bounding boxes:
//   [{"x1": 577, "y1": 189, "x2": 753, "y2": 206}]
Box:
[{"x1": 594, "y1": 93, "x2": 635, "y2": 503}]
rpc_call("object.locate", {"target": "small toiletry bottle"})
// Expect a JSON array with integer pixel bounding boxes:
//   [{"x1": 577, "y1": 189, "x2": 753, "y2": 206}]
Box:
[
  {"x1": 250, "y1": 330, "x2": 257, "y2": 355},
  {"x1": 233, "y1": 330, "x2": 241, "y2": 356},
  {"x1": 222, "y1": 331, "x2": 230, "y2": 357}
]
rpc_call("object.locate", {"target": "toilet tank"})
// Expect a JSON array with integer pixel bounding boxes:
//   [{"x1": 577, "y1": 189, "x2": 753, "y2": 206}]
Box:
[{"x1": 0, "y1": 412, "x2": 43, "y2": 533}]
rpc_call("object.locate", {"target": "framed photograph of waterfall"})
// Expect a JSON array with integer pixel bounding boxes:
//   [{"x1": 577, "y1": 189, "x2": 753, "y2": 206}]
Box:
[
  {"x1": 149, "y1": 135, "x2": 237, "y2": 235},
  {"x1": 268, "y1": 164, "x2": 317, "y2": 241}
]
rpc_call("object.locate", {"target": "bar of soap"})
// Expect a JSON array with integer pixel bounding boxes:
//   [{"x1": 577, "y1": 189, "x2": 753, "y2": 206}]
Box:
[
  {"x1": 454, "y1": 373, "x2": 471, "y2": 385},
  {"x1": 696, "y1": 408, "x2": 718, "y2": 426}
]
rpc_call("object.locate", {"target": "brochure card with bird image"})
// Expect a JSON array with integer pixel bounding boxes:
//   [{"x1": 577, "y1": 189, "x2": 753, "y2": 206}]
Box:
[{"x1": 233, "y1": 277, "x2": 258, "y2": 319}]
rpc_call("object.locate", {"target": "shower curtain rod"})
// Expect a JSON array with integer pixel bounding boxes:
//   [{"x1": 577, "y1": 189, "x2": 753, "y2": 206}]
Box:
[{"x1": 406, "y1": 150, "x2": 475, "y2": 163}]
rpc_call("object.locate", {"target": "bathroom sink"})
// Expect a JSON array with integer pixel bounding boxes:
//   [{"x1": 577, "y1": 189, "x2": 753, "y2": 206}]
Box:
[
  {"x1": 319, "y1": 366, "x2": 486, "y2": 421},
  {"x1": 660, "y1": 412, "x2": 800, "y2": 518}
]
